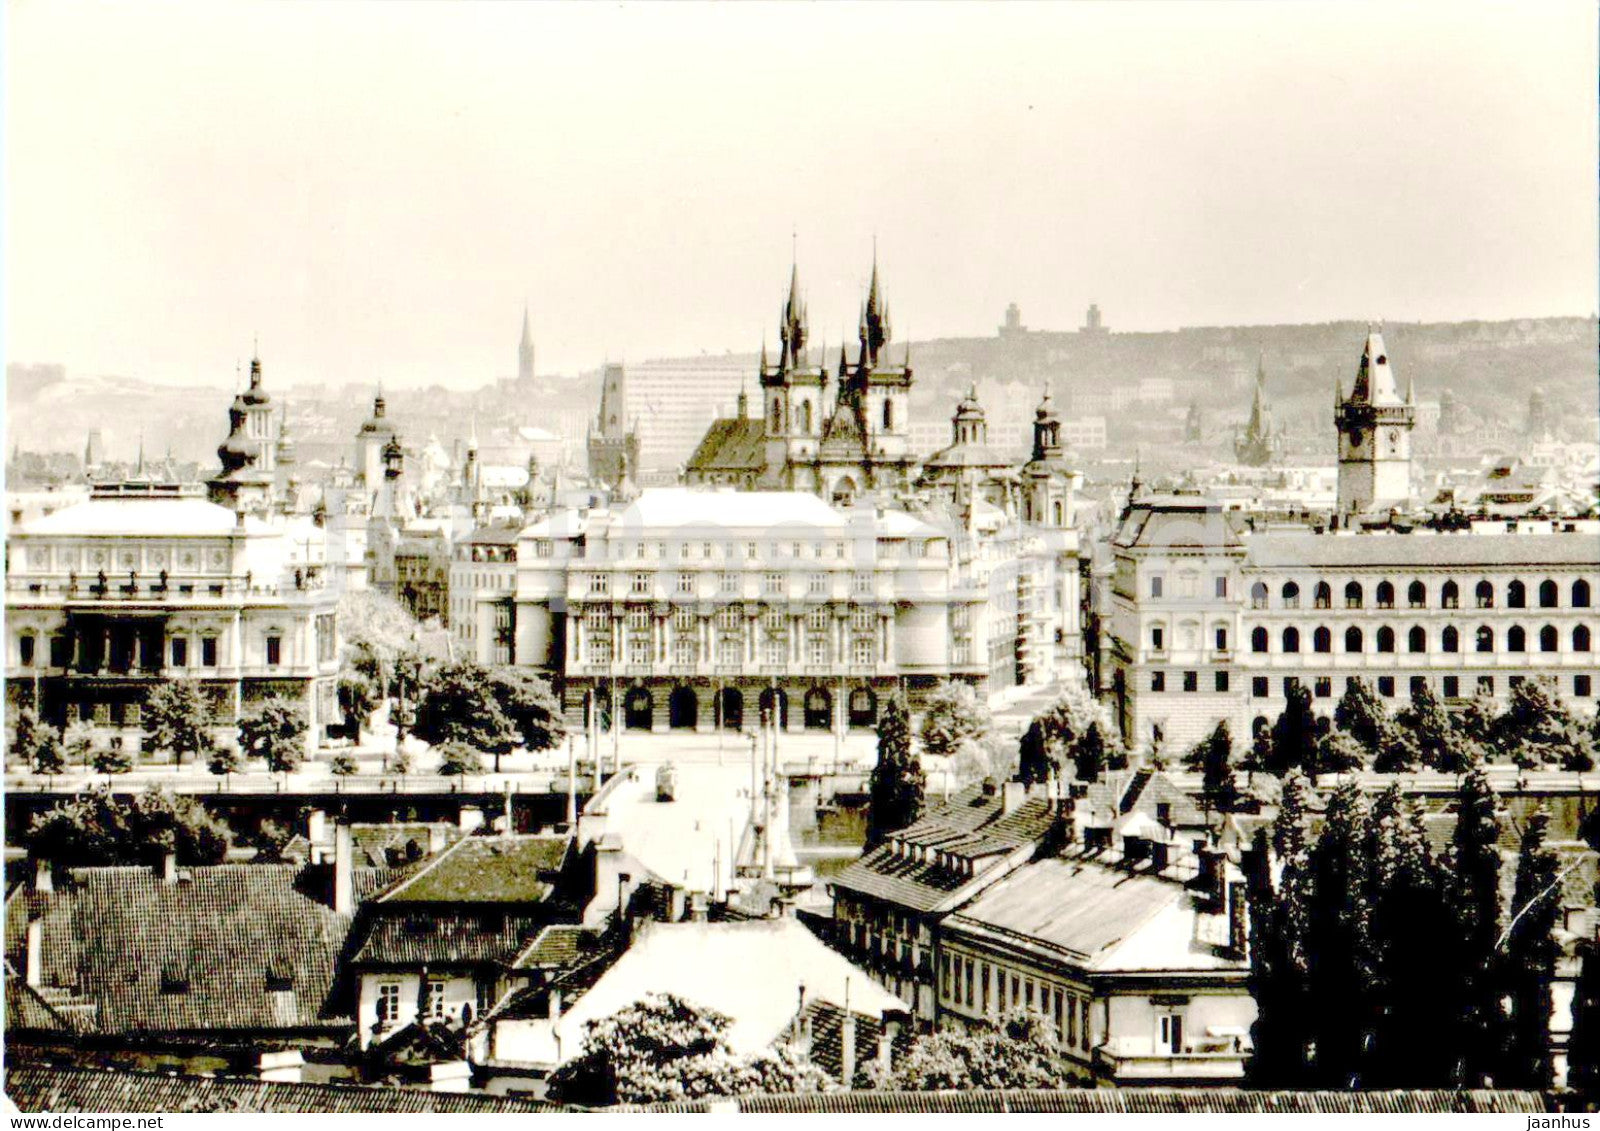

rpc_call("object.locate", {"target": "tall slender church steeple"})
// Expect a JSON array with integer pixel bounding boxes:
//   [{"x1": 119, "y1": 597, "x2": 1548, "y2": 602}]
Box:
[{"x1": 518, "y1": 304, "x2": 535, "y2": 383}]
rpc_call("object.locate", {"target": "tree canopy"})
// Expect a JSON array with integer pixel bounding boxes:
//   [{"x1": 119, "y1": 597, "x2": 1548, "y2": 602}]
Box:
[
  {"x1": 870, "y1": 1011, "x2": 1085, "y2": 1091},
  {"x1": 238, "y1": 697, "x2": 308, "y2": 777},
  {"x1": 26, "y1": 787, "x2": 232, "y2": 867},
  {"x1": 919, "y1": 681, "x2": 991, "y2": 761},
  {"x1": 866, "y1": 696, "x2": 924, "y2": 846},
  {"x1": 143, "y1": 681, "x2": 218, "y2": 765}
]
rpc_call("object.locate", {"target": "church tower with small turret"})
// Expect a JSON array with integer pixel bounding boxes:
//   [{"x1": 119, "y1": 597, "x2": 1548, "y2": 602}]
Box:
[{"x1": 1336, "y1": 328, "x2": 1415, "y2": 514}]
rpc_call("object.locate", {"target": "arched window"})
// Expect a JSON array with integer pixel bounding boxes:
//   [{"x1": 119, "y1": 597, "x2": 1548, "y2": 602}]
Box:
[
  {"x1": 17, "y1": 631, "x2": 35, "y2": 667},
  {"x1": 1442, "y1": 626, "x2": 1459, "y2": 652},
  {"x1": 1313, "y1": 626, "x2": 1331, "y2": 653},
  {"x1": 1408, "y1": 580, "x2": 1427, "y2": 608},
  {"x1": 1251, "y1": 582, "x2": 1268, "y2": 610},
  {"x1": 1441, "y1": 580, "x2": 1460, "y2": 609},
  {"x1": 1345, "y1": 581, "x2": 1363, "y2": 609},
  {"x1": 1252, "y1": 716, "x2": 1269, "y2": 736},
  {"x1": 1052, "y1": 500, "x2": 1064, "y2": 526},
  {"x1": 800, "y1": 401, "x2": 813, "y2": 434},
  {"x1": 1251, "y1": 627, "x2": 1269, "y2": 653},
  {"x1": 1575, "y1": 580, "x2": 1592, "y2": 608},
  {"x1": 1507, "y1": 626, "x2": 1526, "y2": 652},
  {"x1": 1539, "y1": 579, "x2": 1558, "y2": 608},
  {"x1": 1376, "y1": 626, "x2": 1395, "y2": 653},
  {"x1": 1376, "y1": 581, "x2": 1395, "y2": 609},
  {"x1": 1476, "y1": 580, "x2": 1494, "y2": 609},
  {"x1": 1508, "y1": 580, "x2": 1527, "y2": 609},
  {"x1": 1282, "y1": 581, "x2": 1300, "y2": 607},
  {"x1": 1408, "y1": 626, "x2": 1427, "y2": 653},
  {"x1": 771, "y1": 398, "x2": 784, "y2": 433},
  {"x1": 1282, "y1": 627, "x2": 1300, "y2": 653},
  {"x1": 1539, "y1": 625, "x2": 1558, "y2": 652},
  {"x1": 1476, "y1": 626, "x2": 1494, "y2": 653},
  {"x1": 1576, "y1": 625, "x2": 1593, "y2": 652},
  {"x1": 1314, "y1": 582, "x2": 1332, "y2": 610},
  {"x1": 882, "y1": 399, "x2": 894, "y2": 430},
  {"x1": 1345, "y1": 626, "x2": 1364, "y2": 653}
]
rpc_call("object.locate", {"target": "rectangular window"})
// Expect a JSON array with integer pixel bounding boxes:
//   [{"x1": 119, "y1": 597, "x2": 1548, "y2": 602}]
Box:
[
  {"x1": 808, "y1": 572, "x2": 827, "y2": 595},
  {"x1": 1183, "y1": 670, "x2": 1198, "y2": 693},
  {"x1": 1314, "y1": 676, "x2": 1332, "y2": 699},
  {"x1": 764, "y1": 572, "x2": 785, "y2": 596},
  {"x1": 50, "y1": 635, "x2": 71, "y2": 667},
  {"x1": 1410, "y1": 675, "x2": 1427, "y2": 697},
  {"x1": 589, "y1": 573, "x2": 609, "y2": 595},
  {"x1": 1478, "y1": 675, "x2": 1495, "y2": 697},
  {"x1": 1283, "y1": 676, "x2": 1299, "y2": 695},
  {"x1": 171, "y1": 637, "x2": 188, "y2": 668},
  {"x1": 676, "y1": 573, "x2": 694, "y2": 595},
  {"x1": 1150, "y1": 670, "x2": 1165, "y2": 692},
  {"x1": 1252, "y1": 676, "x2": 1269, "y2": 698},
  {"x1": 1150, "y1": 576, "x2": 1163, "y2": 598},
  {"x1": 853, "y1": 636, "x2": 873, "y2": 665},
  {"x1": 265, "y1": 635, "x2": 282, "y2": 667},
  {"x1": 1151, "y1": 626, "x2": 1164, "y2": 650},
  {"x1": 18, "y1": 635, "x2": 35, "y2": 666},
  {"x1": 1215, "y1": 627, "x2": 1228, "y2": 651},
  {"x1": 1215, "y1": 576, "x2": 1228, "y2": 598},
  {"x1": 1080, "y1": 998, "x2": 1091, "y2": 1050},
  {"x1": 1578, "y1": 674, "x2": 1593, "y2": 698},
  {"x1": 631, "y1": 572, "x2": 650, "y2": 596},
  {"x1": 1215, "y1": 671, "x2": 1229, "y2": 693},
  {"x1": 965, "y1": 958, "x2": 976, "y2": 1007},
  {"x1": 426, "y1": 979, "x2": 447, "y2": 1021},
  {"x1": 1443, "y1": 675, "x2": 1460, "y2": 699},
  {"x1": 747, "y1": 542, "x2": 759, "y2": 561},
  {"x1": 853, "y1": 572, "x2": 873, "y2": 596},
  {"x1": 377, "y1": 982, "x2": 402, "y2": 1026},
  {"x1": 719, "y1": 572, "x2": 739, "y2": 595},
  {"x1": 1377, "y1": 676, "x2": 1394, "y2": 698},
  {"x1": 200, "y1": 636, "x2": 218, "y2": 667}
]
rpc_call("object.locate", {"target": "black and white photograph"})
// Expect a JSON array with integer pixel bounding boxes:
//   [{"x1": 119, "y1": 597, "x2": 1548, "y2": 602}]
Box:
[{"x1": 2, "y1": 0, "x2": 1598, "y2": 1120}]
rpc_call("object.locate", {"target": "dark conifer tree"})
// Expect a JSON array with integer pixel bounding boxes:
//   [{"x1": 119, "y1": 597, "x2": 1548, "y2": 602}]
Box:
[
  {"x1": 1246, "y1": 771, "x2": 1316, "y2": 1085},
  {"x1": 1017, "y1": 719, "x2": 1050, "y2": 786},
  {"x1": 866, "y1": 696, "x2": 924, "y2": 846},
  {"x1": 1568, "y1": 941, "x2": 1600, "y2": 1100},
  {"x1": 1267, "y1": 684, "x2": 1319, "y2": 778},
  {"x1": 1504, "y1": 808, "x2": 1562, "y2": 1090},
  {"x1": 1446, "y1": 763, "x2": 1508, "y2": 1086},
  {"x1": 1334, "y1": 676, "x2": 1391, "y2": 762},
  {"x1": 1305, "y1": 781, "x2": 1373, "y2": 1087},
  {"x1": 1074, "y1": 722, "x2": 1108, "y2": 783}
]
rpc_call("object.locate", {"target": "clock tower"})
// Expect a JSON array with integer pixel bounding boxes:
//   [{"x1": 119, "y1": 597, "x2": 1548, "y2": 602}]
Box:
[{"x1": 1336, "y1": 328, "x2": 1415, "y2": 515}]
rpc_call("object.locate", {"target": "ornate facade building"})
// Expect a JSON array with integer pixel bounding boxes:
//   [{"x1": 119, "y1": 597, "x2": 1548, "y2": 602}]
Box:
[{"x1": 509, "y1": 487, "x2": 994, "y2": 731}]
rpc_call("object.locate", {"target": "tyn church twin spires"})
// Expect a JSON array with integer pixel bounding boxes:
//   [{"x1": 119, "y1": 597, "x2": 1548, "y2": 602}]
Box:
[{"x1": 688, "y1": 254, "x2": 915, "y2": 505}]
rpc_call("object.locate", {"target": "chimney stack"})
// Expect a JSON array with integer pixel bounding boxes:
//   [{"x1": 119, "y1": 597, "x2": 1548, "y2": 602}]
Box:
[
  {"x1": 1000, "y1": 780, "x2": 1026, "y2": 815},
  {"x1": 334, "y1": 821, "x2": 354, "y2": 915},
  {"x1": 839, "y1": 1013, "x2": 857, "y2": 1090},
  {"x1": 25, "y1": 918, "x2": 44, "y2": 987},
  {"x1": 307, "y1": 808, "x2": 327, "y2": 849},
  {"x1": 33, "y1": 857, "x2": 52, "y2": 894},
  {"x1": 162, "y1": 851, "x2": 178, "y2": 884}
]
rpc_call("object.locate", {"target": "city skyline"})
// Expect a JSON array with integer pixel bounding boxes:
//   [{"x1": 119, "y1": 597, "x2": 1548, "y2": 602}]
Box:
[{"x1": 6, "y1": 2, "x2": 1598, "y2": 388}]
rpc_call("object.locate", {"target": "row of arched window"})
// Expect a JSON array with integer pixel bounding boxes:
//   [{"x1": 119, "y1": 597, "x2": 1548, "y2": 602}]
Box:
[
  {"x1": 1250, "y1": 623, "x2": 1593, "y2": 654},
  {"x1": 1249, "y1": 577, "x2": 1593, "y2": 611}
]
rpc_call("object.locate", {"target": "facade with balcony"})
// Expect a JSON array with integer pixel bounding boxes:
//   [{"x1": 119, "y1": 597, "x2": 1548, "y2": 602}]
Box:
[
  {"x1": 510, "y1": 487, "x2": 992, "y2": 732},
  {"x1": 4, "y1": 481, "x2": 341, "y2": 753},
  {"x1": 1107, "y1": 495, "x2": 1600, "y2": 751}
]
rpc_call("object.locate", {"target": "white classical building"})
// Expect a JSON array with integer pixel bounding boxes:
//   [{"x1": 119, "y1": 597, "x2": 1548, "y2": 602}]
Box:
[
  {"x1": 510, "y1": 487, "x2": 1011, "y2": 732},
  {"x1": 4, "y1": 481, "x2": 341, "y2": 752}
]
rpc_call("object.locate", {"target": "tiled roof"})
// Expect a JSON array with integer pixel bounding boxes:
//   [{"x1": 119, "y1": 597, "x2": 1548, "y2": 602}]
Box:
[
  {"x1": 4, "y1": 965, "x2": 87, "y2": 1033},
  {"x1": 3, "y1": 864, "x2": 369, "y2": 1035},
  {"x1": 380, "y1": 835, "x2": 570, "y2": 904},
  {"x1": 621, "y1": 1089, "x2": 1549, "y2": 1114},
  {"x1": 351, "y1": 910, "x2": 551, "y2": 968},
  {"x1": 830, "y1": 786, "x2": 1060, "y2": 913},
  {"x1": 1244, "y1": 530, "x2": 1600, "y2": 570},
  {"x1": 511, "y1": 924, "x2": 606, "y2": 970},
  {"x1": 3, "y1": 1064, "x2": 571, "y2": 1114},
  {"x1": 685, "y1": 418, "x2": 769, "y2": 474},
  {"x1": 1114, "y1": 500, "x2": 1246, "y2": 552}
]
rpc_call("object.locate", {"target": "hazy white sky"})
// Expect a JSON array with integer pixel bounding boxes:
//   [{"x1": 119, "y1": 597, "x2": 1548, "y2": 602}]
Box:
[{"x1": 6, "y1": 1, "x2": 1596, "y2": 388}]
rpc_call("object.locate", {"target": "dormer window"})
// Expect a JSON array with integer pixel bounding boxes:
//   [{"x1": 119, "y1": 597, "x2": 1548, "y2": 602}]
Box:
[
  {"x1": 160, "y1": 965, "x2": 190, "y2": 995},
  {"x1": 265, "y1": 969, "x2": 294, "y2": 992}
]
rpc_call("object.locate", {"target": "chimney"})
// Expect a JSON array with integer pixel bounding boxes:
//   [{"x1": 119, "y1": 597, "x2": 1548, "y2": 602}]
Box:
[
  {"x1": 548, "y1": 985, "x2": 564, "y2": 1020},
  {"x1": 334, "y1": 821, "x2": 354, "y2": 915},
  {"x1": 162, "y1": 851, "x2": 178, "y2": 884},
  {"x1": 257, "y1": 1050, "x2": 304, "y2": 1084},
  {"x1": 307, "y1": 808, "x2": 327, "y2": 848},
  {"x1": 459, "y1": 806, "x2": 484, "y2": 833},
  {"x1": 1227, "y1": 880, "x2": 1249, "y2": 956},
  {"x1": 428, "y1": 824, "x2": 447, "y2": 856},
  {"x1": 878, "y1": 1016, "x2": 900, "y2": 1074},
  {"x1": 25, "y1": 918, "x2": 44, "y2": 987},
  {"x1": 839, "y1": 1012, "x2": 857, "y2": 1090},
  {"x1": 32, "y1": 857, "x2": 52, "y2": 894},
  {"x1": 1149, "y1": 841, "x2": 1170, "y2": 873},
  {"x1": 1198, "y1": 848, "x2": 1226, "y2": 913},
  {"x1": 1000, "y1": 781, "x2": 1026, "y2": 815}
]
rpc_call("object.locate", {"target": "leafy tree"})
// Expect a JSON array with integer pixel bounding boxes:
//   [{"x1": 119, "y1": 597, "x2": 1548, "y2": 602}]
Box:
[
  {"x1": 206, "y1": 742, "x2": 243, "y2": 786},
  {"x1": 437, "y1": 740, "x2": 484, "y2": 779},
  {"x1": 1305, "y1": 782, "x2": 1373, "y2": 1087},
  {"x1": 1445, "y1": 763, "x2": 1507, "y2": 1086},
  {"x1": 329, "y1": 751, "x2": 361, "y2": 777},
  {"x1": 1313, "y1": 728, "x2": 1366, "y2": 776},
  {"x1": 62, "y1": 721, "x2": 96, "y2": 767},
  {"x1": 1495, "y1": 677, "x2": 1594, "y2": 770},
  {"x1": 1453, "y1": 690, "x2": 1500, "y2": 751},
  {"x1": 337, "y1": 668, "x2": 381, "y2": 734},
  {"x1": 1568, "y1": 941, "x2": 1600, "y2": 1100},
  {"x1": 1017, "y1": 720, "x2": 1049, "y2": 786},
  {"x1": 337, "y1": 589, "x2": 447, "y2": 696},
  {"x1": 26, "y1": 787, "x2": 231, "y2": 867},
  {"x1": 484, "y1": 665, "x2": 565, "y2": 769},
  {"x1": 10, "y1": 707, "x2": 56, "y2": 774},
  {"x1": 238, "y1": 697, "x2": 308, "y2": 779},
  {"x1": 545, "y1": 994, "x2": 827, "y2": 1106},
  {"x1": 1036, "y1": 690, "x2": 1123, "y2": 779},
  {"x1": 143, "y1": 680, "x2": 218, "y2": 765},
  {"x1": 413, "y1": 661, "x2": 520, "y2": 765},
  {"x1": 1185, "y1": 720, "x2": 1236, "y2": 808},
  {"x1": 1074, "y1": 722, "x2": 1109, "y2": 784},
  {"x1": 867, "y1": 696, "x2": 924, "y2": 846},
  {"x1": 1503, "y1": 809, "x2": 1562, "y2": 1090},
  {"x1": 30, "y1": 722, "x2": 67, "y2": 778},
  {"x1": 1266, "y1": 684, "x2": 1319, "y2": 777},
  {"x1": 1334, "y1": 677, "x2": 1391, "y2": 761},
  {"x1": 873, "y1": 1011, "x2": 1084, "y2": 1091},
  {"x1": 1393, "y1": 681, "x2": 1472, "y2": 772},
  {"x1": 919, "y1": 681, "x2": 990, "y2": 760},
  {"x1": 1246, "y1": 771, "x2": 1317, "y2": 1086},
  {"x1": 93, "y1": 742, "x2": 134, "y2": 778}
]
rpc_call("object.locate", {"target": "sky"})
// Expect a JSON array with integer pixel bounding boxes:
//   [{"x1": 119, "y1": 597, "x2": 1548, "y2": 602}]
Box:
[{"x1": 5, "y1": 1, "x2": 1597, "y2": 389}]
